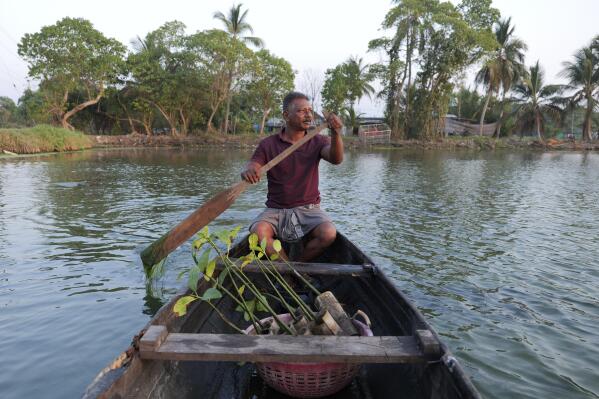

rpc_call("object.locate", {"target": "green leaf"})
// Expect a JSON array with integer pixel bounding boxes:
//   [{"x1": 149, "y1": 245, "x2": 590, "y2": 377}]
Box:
[
  {"x1": 235, "y1": 304, "x2": 244, "y2": 312},
  {"x1": 199, "y1": 226, "x2": 209, "y2": 239},
  {"x1": 201, "y1": 287, "x2": 222, "y2": 301},
  {"x1": 272, "y1": 239, "x2": 282, "y2": 253},
  {"x1": 229, "y1": 226, "x2": 241, "y2": 241},
  {"x1": 241, "y1": 253, "x2": 255, "y2": 268},
  {"x1": 246, "y1": 298, "x2": 256, "y2": 313},
  {"x1": 174, "y1": 295, "x2": 197, "y2": 316},
  {"x1": 237, "y1": 285, "x2": 245, "y2": 296},
  {"x1": 217, "y1": 268, "x2": 230, "y2": 284},
  {"x1": 196, "y1": 249, "x2": 211, "y2": 273},
  {"x1": 257, "y1": 252, "x2": 264, "y2": 259},
  {"x1": 260, "y1": 238, "x2": 267, "y2": 252},
  {"x1": 205, "y1": 260, "x2": 216, "y2": 281},
  {"x1": 256, "y1": 302, "x2": 267, "y2": 312},
  {"x1": 269, "y1": 253, "x2": 279, "y2": 261},
  {"x1": 248, "y1": 233, "x2": 258, "y2": 249},
  {"x1": 176, "y1": 269, "x2": 188, "y2": 281},
  {"x1": 188, "y1": 266, "x2": 200, "y2": 292},
  {"x1": 216, "y1": 230, "x2": 231, "y2": 246},
  {"x1": 244, "y1": 311, "x2": 250, "y2": 321},
  {"x1": 192, "y1": 236, "x2": 207, "y2": 250}
]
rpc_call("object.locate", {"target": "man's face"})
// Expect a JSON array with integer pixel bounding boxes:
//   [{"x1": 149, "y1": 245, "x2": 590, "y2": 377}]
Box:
[{"x1": 284, "y1": 98, "x2": 313, "y2": 130}]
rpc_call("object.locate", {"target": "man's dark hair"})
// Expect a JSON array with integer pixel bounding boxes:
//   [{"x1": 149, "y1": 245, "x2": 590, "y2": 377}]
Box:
[{"x1": 283, "y1": 92, "x2": 310, "y2": 113}]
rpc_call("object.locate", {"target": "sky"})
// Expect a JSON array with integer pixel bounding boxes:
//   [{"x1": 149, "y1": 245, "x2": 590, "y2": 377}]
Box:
[{"x1": 1, "y1": 0, "x2": 598, "y2": 117}]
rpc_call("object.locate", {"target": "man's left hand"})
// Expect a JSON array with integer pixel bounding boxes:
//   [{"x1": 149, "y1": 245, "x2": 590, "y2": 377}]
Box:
[{"x1": 326, "y1": 113, "x2": 343, "y2": 134}]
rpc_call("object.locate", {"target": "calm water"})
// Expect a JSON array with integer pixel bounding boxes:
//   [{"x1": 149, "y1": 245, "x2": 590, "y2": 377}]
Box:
[{"x1": 0, "y1": 148, "x2": 597, "y2": 399}]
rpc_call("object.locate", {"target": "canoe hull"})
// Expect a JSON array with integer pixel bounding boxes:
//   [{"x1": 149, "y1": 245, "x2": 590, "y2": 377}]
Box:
[{"x1": 84, "y1": 233, "x2": 480, "y2": 399}]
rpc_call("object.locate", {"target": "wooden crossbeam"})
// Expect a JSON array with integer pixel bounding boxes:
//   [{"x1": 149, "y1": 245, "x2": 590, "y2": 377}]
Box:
[
  {"x1": 215, "y1": 260, "x2": 371, "y2": 276},
  {"x1": 139, "y1": 326, "x2": 441, "y2": 363}
]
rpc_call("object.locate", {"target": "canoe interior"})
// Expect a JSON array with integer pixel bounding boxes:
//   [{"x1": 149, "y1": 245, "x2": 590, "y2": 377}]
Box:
[{"x1": 84, "y1": 234, "x2": 479, "y2": 399}]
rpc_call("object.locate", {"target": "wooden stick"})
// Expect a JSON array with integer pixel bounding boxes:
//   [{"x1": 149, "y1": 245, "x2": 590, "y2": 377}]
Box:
[{"x1": 141, "y1": 123, "x2": 329, "y2": 270}]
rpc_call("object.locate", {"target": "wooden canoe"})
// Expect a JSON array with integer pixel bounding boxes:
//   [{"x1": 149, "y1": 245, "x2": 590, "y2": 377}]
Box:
[{"x1": 83, "y1": 233, "x2": 481, "y2": 399}]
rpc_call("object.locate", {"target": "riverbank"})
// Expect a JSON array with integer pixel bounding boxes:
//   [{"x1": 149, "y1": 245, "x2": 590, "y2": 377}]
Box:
[
  {"x1": 91, "y1": 132, "x2": 599, "y2": 151},
  {"x1": 0, "y1": 125, "x2": 93, "y2": 154},
  {"x1": 2, "y1": 127, "x2": 598, "y2": 155}
]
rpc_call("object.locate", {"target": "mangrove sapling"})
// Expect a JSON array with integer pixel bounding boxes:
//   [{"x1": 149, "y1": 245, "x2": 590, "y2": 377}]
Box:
[{"x1": 173, "y1": 226, "x2": 317, "y2": 335}]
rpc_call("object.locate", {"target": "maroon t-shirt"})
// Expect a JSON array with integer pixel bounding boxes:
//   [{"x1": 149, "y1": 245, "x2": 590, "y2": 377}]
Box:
[{"x1": 251, "y1": 129, "x2": 331, "y2": 209}]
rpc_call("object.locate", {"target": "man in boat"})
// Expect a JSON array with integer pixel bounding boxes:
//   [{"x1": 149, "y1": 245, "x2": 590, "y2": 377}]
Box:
[{"x1": 241, "y1": 91, "x2": 344, "y2": 262}]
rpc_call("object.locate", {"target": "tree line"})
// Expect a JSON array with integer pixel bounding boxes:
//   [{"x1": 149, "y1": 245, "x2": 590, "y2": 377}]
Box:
[{"x1": 1, "y1": 1, "x2": 598, "y2": 142}]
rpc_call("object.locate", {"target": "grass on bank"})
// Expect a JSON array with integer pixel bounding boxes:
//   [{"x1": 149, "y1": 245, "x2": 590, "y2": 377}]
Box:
[{"x1": 0, "y1": 124, "x2": 93, "y2": 154}]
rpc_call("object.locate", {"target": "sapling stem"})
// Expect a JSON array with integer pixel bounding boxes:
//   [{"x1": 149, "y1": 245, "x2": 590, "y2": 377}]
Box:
[
  {"x1": 256, "y1": 256, "x2": 315, "y2": 321},
  {"x1": 211, "y1": 244, "x2": 294, "y2": 335},
  {"x1": 206, "y1": 301, "x2": 245, "y2": 334}
]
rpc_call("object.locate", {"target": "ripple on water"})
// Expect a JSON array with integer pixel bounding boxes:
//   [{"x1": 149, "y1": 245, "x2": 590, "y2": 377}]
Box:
[{"x1": 1, "y1": 149, "x2": 598, "y2": 399}]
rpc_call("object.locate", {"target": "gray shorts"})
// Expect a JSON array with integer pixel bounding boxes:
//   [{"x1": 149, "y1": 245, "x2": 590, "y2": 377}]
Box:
[{"x1": 250, "y1": 204, "x2": 333, "y2": 242}]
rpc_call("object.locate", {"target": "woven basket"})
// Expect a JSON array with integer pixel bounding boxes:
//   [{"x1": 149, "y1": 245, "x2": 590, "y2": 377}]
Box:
[{"x1": 245, "y1": 313, "x2": 372, "y2": 398}]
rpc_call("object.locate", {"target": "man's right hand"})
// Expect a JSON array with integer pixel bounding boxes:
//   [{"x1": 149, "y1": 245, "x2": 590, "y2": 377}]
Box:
[{"x1": 241, "y1": 162, "x2": 262, "y2": 184}]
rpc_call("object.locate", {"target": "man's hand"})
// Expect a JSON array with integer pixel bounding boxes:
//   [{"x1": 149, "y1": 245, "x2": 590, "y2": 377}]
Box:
[
  {"x1": 241, "y1": 162, "x2": 262, "y2": 184},
  {"x1": 326, "y1": 112, "x2": 343, "y2": 134}
]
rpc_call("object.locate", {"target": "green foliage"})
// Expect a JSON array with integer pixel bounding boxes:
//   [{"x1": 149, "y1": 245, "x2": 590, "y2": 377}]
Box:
[
  {"x1": 0, "y1": 97, "x2": 18, "y2": 127},
  {"x1": 18, "y1": 17, "x2": 126, "y2": 129},
  {"x1": 449, "y1": 86, "x2": 484, "y2": 120},
  {"x1": 16, "y1": 89, "x2": 47, "y2": 126},
  {"x1": 370, "y1": 0, "x2": 498, "y2": 139},
  {"x1": 560, "y1": 38, "x2": 599, "y2": 141},
  {"x1": 246, "y1": 49, "x2": 294, "y2": 134},
  {"x1": 168, "y1": 226, "x2": 319, "y2": 335},
  {"x1": 0, "y1": 124, "x2": 93, "y2": 154},
  {"x1": 322, "y1": 56, "x2": 374, "y2": 134},
  {"x1": 475, "y1": 17, "x2": 527, "y2": 136},
  {"x1": 213, "y1": 3, "x2": 264, "y2": 48},
  {"x1": 321, "y1": 66, "x2": 349, "y2": 114},
  {"x1": 174, "y1": 295, "x2": 197, "y2": 316},
  {"x1": 512, "y1": 61, "x2": 563, "y2": 140}
]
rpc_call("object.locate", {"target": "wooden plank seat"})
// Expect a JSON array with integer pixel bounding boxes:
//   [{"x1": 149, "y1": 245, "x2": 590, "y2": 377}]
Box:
[{"x1": 139, "y1": 325, "x2": 441, "y2": 364}]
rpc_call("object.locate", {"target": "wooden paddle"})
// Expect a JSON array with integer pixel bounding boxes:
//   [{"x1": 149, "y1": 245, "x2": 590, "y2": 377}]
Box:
[{"x1": 141, "y1": 122, "x2": 330, "y2": 271}]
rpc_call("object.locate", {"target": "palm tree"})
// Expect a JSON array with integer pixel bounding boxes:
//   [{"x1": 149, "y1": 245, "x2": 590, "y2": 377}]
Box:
[
  {"x1": 344, "y1": 57, "x2": 374, "y2": 133},
  {"x1": 213, "y1": 4, "x2": 264, "y2": 47},
  {"x1": 511, "y1": 61, "x2": 562, "y2": 141},
  {"x1": 476, "y1": 17, "x2": 527, "y2": 136},
  {"x1": 560, "y1": 40, "x2": 599, "y2": 142},
  {"x1": 213, "y1": 3, "x2": 263, "y2": 134}
]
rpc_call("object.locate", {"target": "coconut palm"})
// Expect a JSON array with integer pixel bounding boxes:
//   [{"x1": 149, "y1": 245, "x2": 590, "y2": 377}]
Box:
[
  {"x1": 344, "y1": 57, "x2": 375, "y2": 114},
  {"x1": 213, "y1": 3, "x2": 264, "y2": 48},
  {"x1": 511, "y1": 61, "x2": 562, "y2": 141},
  {"x1": 337, "y1": 57, "x2": 374, "y2": 135},
  {"x1": 560, "y1": 40, "x2": 599, "y2": 142},
  {"x1": 476, "y1": 17, "x2": 527, "y2": 136},
  {"x1": 213, "y1": 3, "x2": 263, "y2": 134}
]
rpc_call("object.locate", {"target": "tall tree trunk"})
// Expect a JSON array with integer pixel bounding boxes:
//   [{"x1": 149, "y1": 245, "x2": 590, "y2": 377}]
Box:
[
  {"x1": 152, "y1": 102, "x2": 178, "y2": 136},
  {"x1": 387, "y1": 43, "x2": 403, "y2": 139},
  {"x1": 179, "y1": 108, "x2": 188, "y2": 136},
  {"x1": 207, "y1": 106, "x2": 218, "y2": 132},
  {"x1": 61, "y1": 90, "x2": 104, "y2": 131},
  {"x1": 127, "y1": 117, "x2": 136, "y2": 134},
  {"x1": 404, "y1": 21, "x2": 415, "y2": 136},
  {"x1": 535, "y1": 109, "x2": 543, "y2": 141},
  {"x1": 479, "y1": 90, "x2": 492, "y2": 136},
  {"x1": 143, "y1": 120, "x2": 152, "y2": 135},
  {"x1": 494, "y1": 91, "x2": 507, "y2": 139},
  {"x1": 583, "y1": 95, "x2": 593, "y2": 142},
  {"x1": 223, "y1": 70, "x2": 234, "y2": 134},
  {"x1": 259, "y1": 108, "x2": 270, "y2": 135}
]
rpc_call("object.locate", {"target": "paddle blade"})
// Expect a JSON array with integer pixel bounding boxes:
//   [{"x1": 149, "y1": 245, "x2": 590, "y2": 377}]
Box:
[{"x1": 141, "y1": 180, "x2": 249, "y2": 271}]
